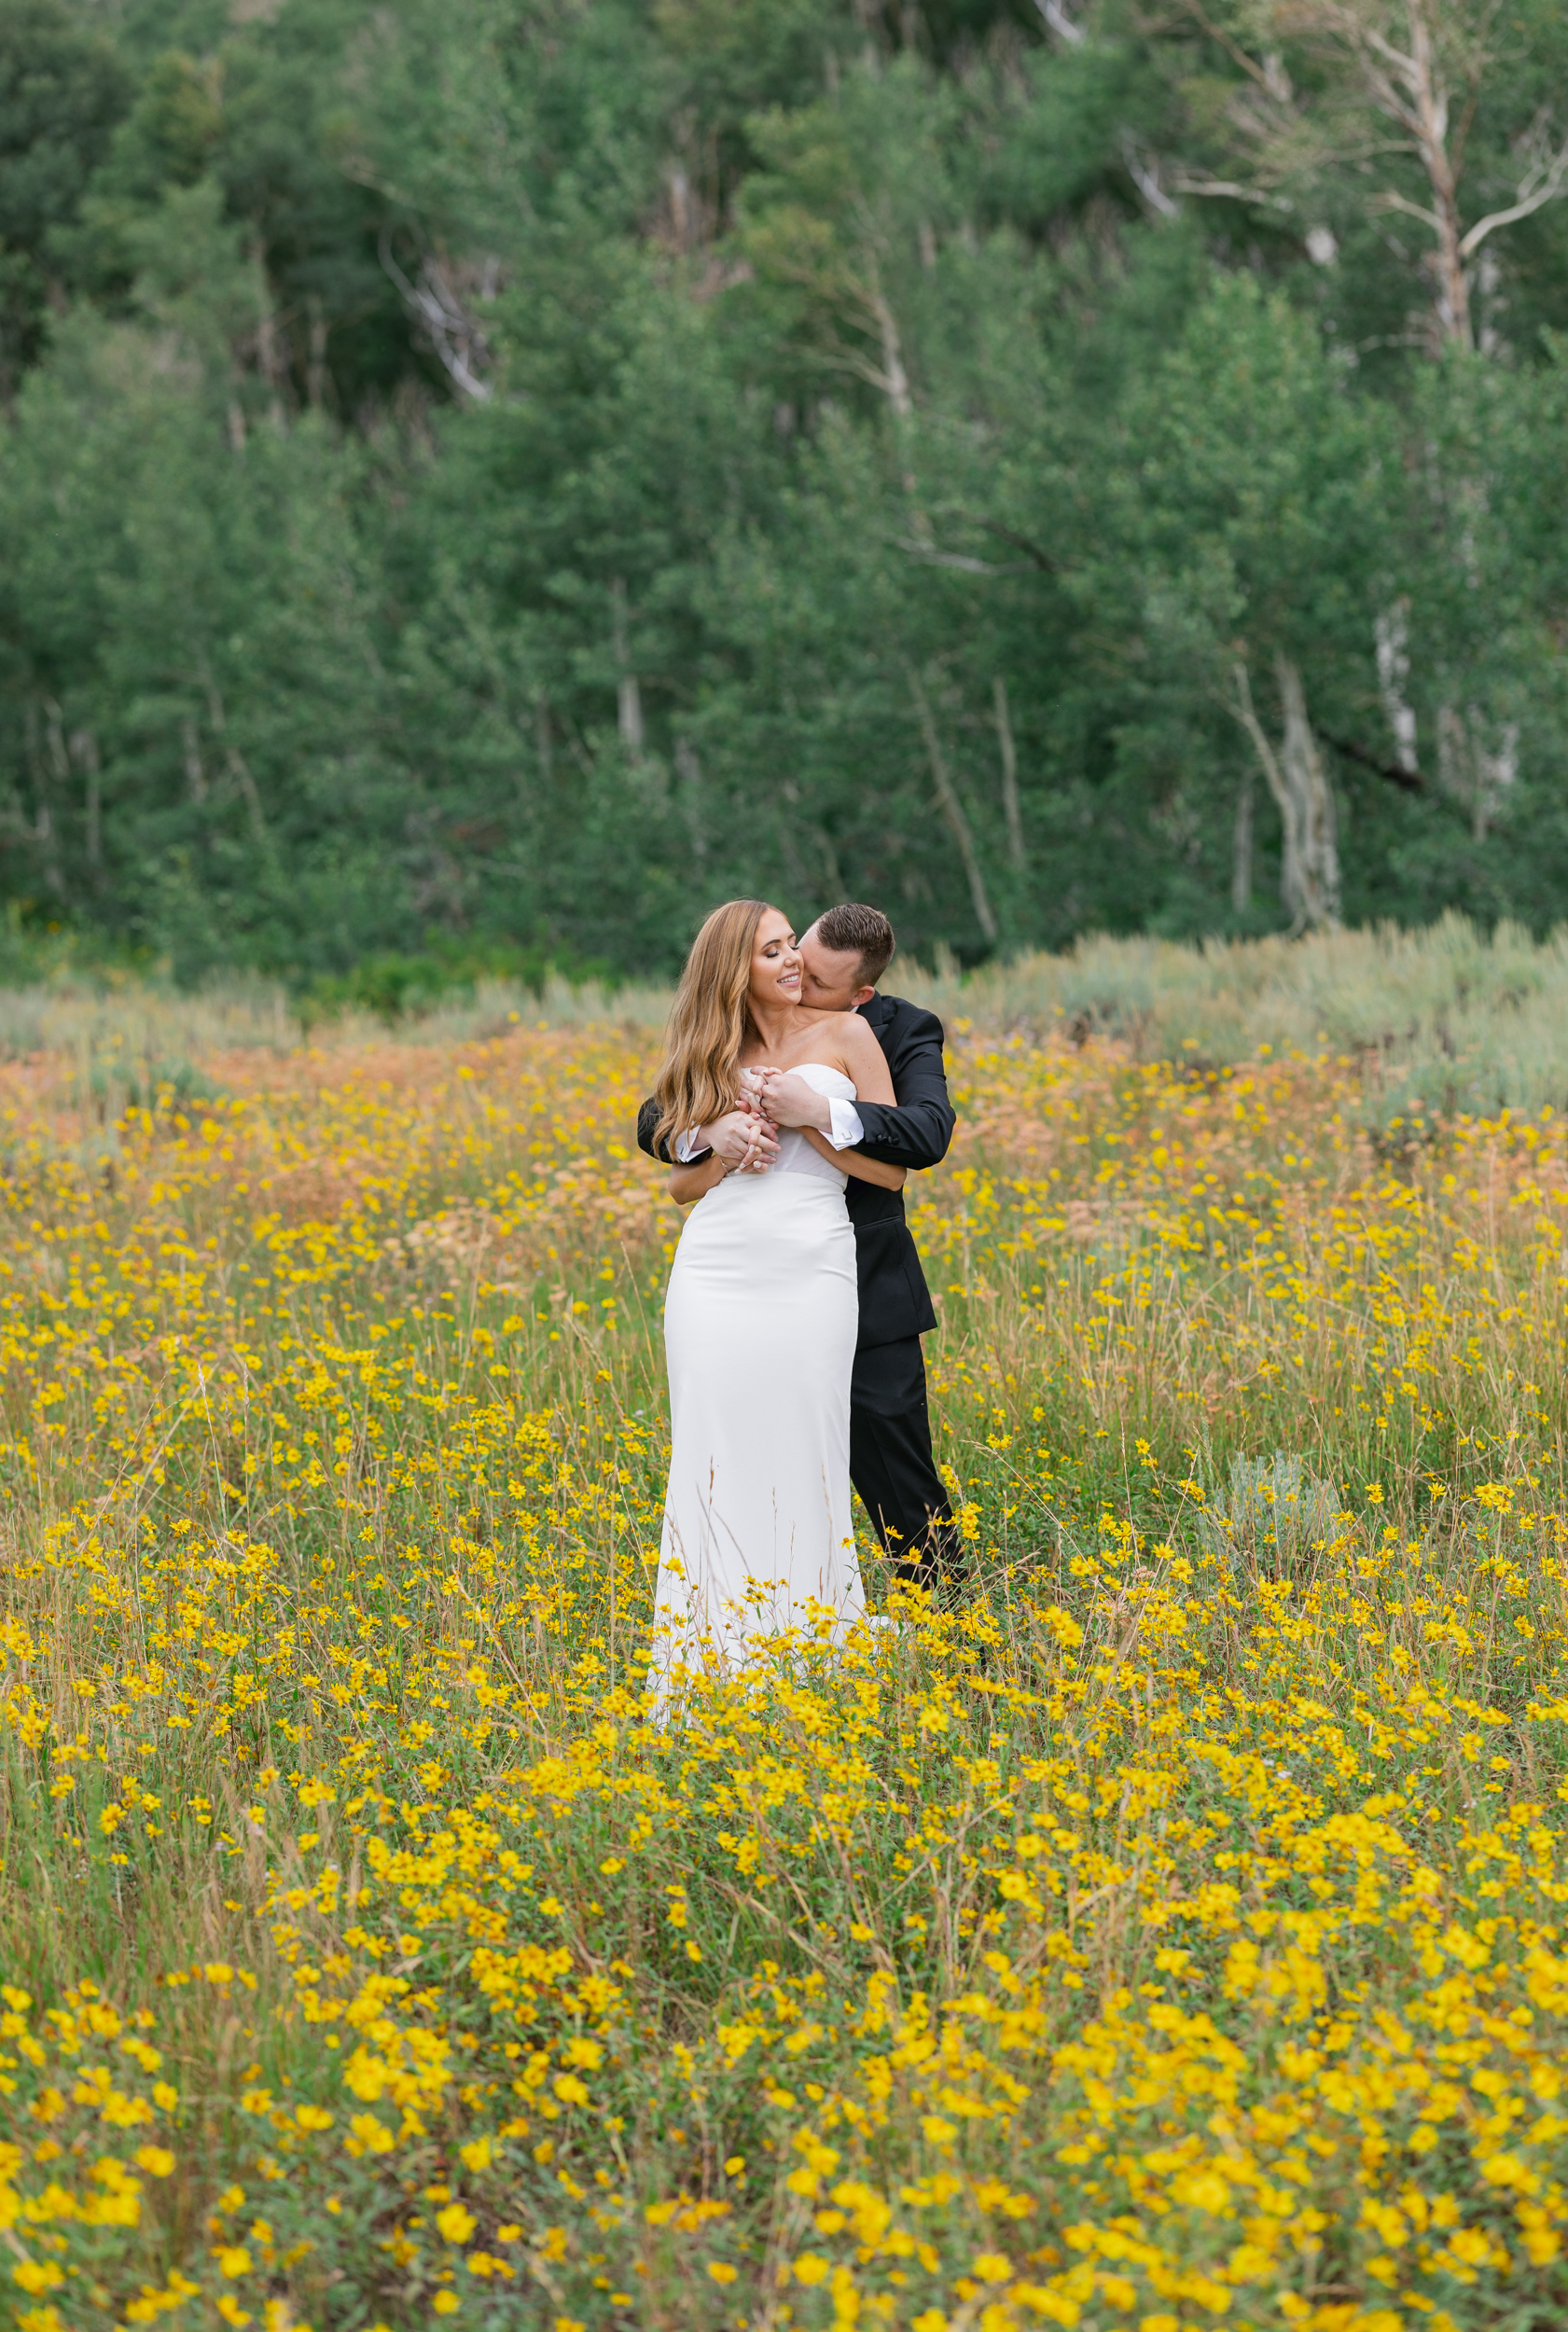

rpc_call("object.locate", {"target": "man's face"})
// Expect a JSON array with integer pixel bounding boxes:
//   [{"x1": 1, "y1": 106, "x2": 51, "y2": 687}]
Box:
[{"x1": 798, "y1": 922, "x2": 874, "y2": 1011}]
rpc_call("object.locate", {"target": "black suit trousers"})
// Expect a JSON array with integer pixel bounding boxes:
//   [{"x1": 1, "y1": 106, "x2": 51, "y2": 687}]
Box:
[{"x1": 850, "y1": 1338, "x2": 964, "y2": 1591}]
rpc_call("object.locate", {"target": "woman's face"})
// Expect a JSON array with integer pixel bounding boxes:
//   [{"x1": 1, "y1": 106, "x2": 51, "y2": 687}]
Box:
[{"x1": 747, "y1": 908, "x2": 801, "y2": 1012}]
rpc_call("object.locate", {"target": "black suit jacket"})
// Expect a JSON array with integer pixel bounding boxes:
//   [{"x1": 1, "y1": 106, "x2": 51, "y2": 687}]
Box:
[{"x1": 635, "y1": 991, "x2": 955, "y2": 1351}]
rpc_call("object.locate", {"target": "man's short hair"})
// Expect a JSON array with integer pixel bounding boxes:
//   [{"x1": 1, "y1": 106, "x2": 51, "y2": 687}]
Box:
[{"x1": 817, "y1": 902, "x2": 895, "y2": 989}]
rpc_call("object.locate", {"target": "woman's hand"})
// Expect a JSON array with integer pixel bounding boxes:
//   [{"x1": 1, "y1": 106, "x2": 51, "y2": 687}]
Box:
[
  {"x1": 699, "y1": 1106, "x2": 779, "y2": 1173},
  {"x1": 670, "y1": 1105, "x2": 776, "y2": 1201}
]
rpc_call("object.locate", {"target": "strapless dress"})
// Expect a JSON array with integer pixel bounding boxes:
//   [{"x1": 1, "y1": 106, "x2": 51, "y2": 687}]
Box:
[{"x1": 651, "y1": 1065, "x2": 864, "y2": 1695}]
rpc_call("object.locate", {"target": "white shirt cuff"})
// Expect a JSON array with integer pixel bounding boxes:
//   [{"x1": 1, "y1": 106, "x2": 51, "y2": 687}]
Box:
[
  {"x1": 673, "y1": 1129, "x2": 708, "y2": 1163},
  {"x1": 824, "y1": 1099, "x2": 866, "y2": 1150}
]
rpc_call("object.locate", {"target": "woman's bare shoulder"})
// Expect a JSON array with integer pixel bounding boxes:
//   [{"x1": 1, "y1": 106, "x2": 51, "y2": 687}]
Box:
[
  {"x1": 779, "y1": 1009, "x2": 882, "y2": 1076},
  {"x1": 811, "y1": 1012, "x2": 887, "y2": 1091},
  {"x1": 829, "y1": 1011, "x2": 884, "y2": 1062}
]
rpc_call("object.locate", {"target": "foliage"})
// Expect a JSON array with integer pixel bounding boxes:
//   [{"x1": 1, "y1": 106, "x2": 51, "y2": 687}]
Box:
[
  {"x1": 0, "y1": 0, "x2": 129, "y2": 389},
  {"x1": 0, "y1": 1011, "x2": 1565, "y2": 2324},
  {"x1": 0, "y1": 0, "x2": 1565, "y2": 975}
]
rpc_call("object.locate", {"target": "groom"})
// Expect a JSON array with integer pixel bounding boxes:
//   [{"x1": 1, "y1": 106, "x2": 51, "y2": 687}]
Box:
[{"x1": 636, "y1": 901, "x2": 963, "y2": 1594}]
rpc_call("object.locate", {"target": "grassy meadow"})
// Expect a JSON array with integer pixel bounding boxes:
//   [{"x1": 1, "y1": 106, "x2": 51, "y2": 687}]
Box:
[{"x1": 0, "y1": 929, "x2": 1566, "y2": 2332}]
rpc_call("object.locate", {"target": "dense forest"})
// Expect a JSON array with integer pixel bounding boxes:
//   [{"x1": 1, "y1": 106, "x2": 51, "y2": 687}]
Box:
[{"x1": 2, "y1": 0, "x2": 1566, "y2": 984}]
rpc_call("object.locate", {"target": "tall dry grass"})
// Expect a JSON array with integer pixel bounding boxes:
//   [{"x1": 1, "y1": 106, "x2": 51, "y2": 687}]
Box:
[{"x1": 14, "y1": 908, "x2": 1568, "y2": 1121}]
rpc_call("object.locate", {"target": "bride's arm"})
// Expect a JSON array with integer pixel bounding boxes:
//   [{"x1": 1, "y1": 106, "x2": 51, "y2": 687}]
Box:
[
  {"x1": 806, "y1": 1131, "x2": 906, "y2": 1188},
  {"x1": 669, "y1": 1154, "x2": 728, "y2": 1204},
  {"x1": 807, "y1": 1014, "x2": 906, "y2": 1187}
]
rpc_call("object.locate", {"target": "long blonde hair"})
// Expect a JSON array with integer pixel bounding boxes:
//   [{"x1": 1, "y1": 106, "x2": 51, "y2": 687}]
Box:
[{"x1": 653, "y1": 898, "x2": 771, "y2": 1153}]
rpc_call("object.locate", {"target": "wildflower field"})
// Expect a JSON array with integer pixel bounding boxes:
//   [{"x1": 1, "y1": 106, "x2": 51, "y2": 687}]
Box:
[{"x1": 1, "y1": 1004, "x2": 1566, "y2": 2332}]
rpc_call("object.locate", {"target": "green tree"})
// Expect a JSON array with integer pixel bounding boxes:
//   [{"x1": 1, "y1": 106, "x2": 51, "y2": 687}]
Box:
[{"x1": 0, "y1": 0, "x2": 129, "y2": 389}]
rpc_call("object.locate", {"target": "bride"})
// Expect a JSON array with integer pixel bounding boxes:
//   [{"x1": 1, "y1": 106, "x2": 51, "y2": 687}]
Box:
[{"x1": 648, "y1": 897, "x2": 907, "y2": 1690}]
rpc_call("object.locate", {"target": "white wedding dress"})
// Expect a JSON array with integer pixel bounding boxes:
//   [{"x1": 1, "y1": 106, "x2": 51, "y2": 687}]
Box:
[{"x1": 651, "y1": 1065, "x2": 864, "y2": 1693}]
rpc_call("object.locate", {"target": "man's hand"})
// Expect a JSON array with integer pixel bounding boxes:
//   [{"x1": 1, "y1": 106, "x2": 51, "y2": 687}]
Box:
[
  {"x1": 752, "y1": 1069, "x2": 831, "y2": 1131},
  {"x1": 699, "y1": 1108, "x2": 779, "y2": 1173}
]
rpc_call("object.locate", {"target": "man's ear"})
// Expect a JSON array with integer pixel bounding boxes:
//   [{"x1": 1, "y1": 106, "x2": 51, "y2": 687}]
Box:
[{"x1": 851, "y1": 985, "x2": 875, "y2": 1007}]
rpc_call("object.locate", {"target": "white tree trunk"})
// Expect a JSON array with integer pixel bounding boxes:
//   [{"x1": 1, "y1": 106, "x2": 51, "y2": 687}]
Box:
[
  {"x1": 1375, "y1": 603, "x2": 1420, "y2": 772},
  {"x1": 611, "y1": 578, "x2": 644, "y2": 757},
  {"x1": 675, "y1": 736, "x2": 706, "y2": 871},
  {"x1": 534, "y1": 693, "x2": 553, "y2": 793},
  {"x1": 867, "y1": 271, "x2": 912, "y2": 421},
  {"x1": 1276, "y1": 656, "x2": 1340, "y2": 928},
  {"x1": 993, "y1": 676, "x2": 1026, "y2": 870},
  {"x1": 182, "y1": 715, "x2": 207, "y2": 804},
  {"x1": 1437, "y1": 702, "x2": 1517, "y2": 840},
  {"x1": 1232, "y1": 767, "x2": 1254, "y2": 913},
  {"x1": 908, "y1": 668, "x2": 997, "y2": 942},
  {"x1": 1227, "y1": 657, "x2": 1341, "y2": 932},
  {"x1": 71, "y1": 728, "x2": 101, "y2": 867}
]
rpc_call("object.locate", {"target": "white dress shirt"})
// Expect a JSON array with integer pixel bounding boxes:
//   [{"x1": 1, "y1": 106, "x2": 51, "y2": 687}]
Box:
[{"x1": 673, "y1": 1097, "x2": 865, "y2": 1162}]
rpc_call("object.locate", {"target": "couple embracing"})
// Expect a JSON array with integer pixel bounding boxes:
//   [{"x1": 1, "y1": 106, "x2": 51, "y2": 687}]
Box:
[{"x1": 635, "y1": 898, "x2": 959, "y2": 1688}]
